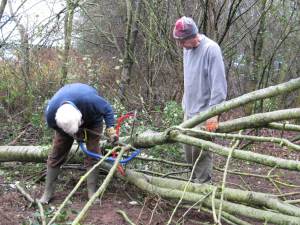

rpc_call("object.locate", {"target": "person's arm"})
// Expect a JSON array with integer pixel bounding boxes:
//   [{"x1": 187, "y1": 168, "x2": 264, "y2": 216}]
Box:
[
  {"x1": 206, "y1": 44, "x2": 227, "y2": 132},
  {"x1": 208, "y1": 44, "x2": 227, "y2": 107},
  {"x1": 101, "y1": 103, "x2": 115, "y2": 129},
  {"x1": 96, "y1": 97, "x2": 118, "y2": 144},
  {"x1": 103, "y1": 102, "x2": 117, "y2": 140}
]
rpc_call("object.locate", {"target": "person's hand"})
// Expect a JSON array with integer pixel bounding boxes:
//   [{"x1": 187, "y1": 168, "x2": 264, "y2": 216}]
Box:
[
  {"x1": 205, "y1": 116, "x2": 219, "y2": 132},
  {"x1": 105, "y1": 127, "x2": 119, "y2": 145}
]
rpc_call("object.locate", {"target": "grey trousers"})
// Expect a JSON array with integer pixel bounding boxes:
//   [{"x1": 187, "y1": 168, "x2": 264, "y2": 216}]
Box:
[{"x1": 183, "y1": 116, "x2": 213, "y2": 183}]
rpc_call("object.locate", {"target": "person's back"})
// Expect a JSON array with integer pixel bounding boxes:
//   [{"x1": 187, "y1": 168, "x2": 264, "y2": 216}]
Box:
[
  {"x1": 46, "y1": 83, "x2": 114, "y2": 130},
  {"x1": 40, "y1": 83, "x2": 117, "y2": 204}
]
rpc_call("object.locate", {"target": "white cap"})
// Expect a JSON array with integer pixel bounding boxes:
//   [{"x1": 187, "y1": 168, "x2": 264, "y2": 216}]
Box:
[{"x1": 55, "y1": 103, "x2": 82, "y2": 135}]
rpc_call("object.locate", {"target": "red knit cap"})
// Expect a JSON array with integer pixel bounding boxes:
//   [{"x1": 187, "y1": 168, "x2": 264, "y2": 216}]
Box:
[{"x1": 173, "y1": 16, "x2": 198, "y2": 40}]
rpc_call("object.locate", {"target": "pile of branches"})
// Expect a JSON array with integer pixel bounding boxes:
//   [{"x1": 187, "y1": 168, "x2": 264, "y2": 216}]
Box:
[{"x1": 1, "y1": 78, "x2": 300, "y2": 225}]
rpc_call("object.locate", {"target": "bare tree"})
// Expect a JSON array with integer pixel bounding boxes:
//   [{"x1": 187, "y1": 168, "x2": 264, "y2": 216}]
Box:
[
  {"x1": 60, "y1": 0, "x2": 79, "y2": 85},
  {"x1": 118, "y1": 0, "x2": 141, "y2": 102},
  {"x1": 8, "y1": 0, "x2": 30, "y2": 89},
  {"x1": 0, "y1": 0, "x2": 7, "y2": 21}
]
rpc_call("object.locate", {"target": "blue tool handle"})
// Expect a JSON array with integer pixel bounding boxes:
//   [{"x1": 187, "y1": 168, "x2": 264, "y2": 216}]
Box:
[{"x1": 78, "y1": 142, "x2": 141, "y2": 164}]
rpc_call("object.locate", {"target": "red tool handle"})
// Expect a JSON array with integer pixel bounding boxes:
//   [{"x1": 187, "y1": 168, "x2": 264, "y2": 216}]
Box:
[{"x1": 115, "y1": 112, "x2": 135, "y2": 136}]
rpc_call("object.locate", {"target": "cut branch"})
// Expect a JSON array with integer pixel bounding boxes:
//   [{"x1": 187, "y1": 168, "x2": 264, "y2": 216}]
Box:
[
  {"x1": 217, "y1": 108, "x2": 300, "y2": 133},
  {"x1": 180, "y1": 77, "x2": 300, "y2": 128},
  {"x1": 171, "y1": 132, "x2": 300, "y2": 172},
  {"x1": 122, "y1": 170, "x2": 300, "y2": 225}
]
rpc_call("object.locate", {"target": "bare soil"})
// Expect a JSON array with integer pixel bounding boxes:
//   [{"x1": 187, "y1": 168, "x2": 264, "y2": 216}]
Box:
[
  {"x1": 1, "y1": 117, "x2": 300, "y2": 224},
  {"x1": 0, "y1": 165, "x2": 216, "y2": 225}
]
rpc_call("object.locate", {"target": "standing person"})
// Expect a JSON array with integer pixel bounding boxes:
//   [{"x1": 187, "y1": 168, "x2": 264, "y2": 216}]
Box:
[
  {"x1": 173, "y1": 16, "x2": 227, "y2": 183},
  {"x1": 39, "y1": 83, "x2": 118, "y2": 204}
]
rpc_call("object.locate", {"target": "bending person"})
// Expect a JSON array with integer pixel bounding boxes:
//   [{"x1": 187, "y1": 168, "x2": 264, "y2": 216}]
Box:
[{"x1": 40, "y1": 83, "x2": 118, "y2": 204}]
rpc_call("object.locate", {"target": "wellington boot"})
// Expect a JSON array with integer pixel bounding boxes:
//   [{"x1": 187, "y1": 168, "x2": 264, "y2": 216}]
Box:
[
  {"x1": 39, "y1": 166, "x2": 60, "y2": 204},
  {"x1": 87, "y1": 167, "x2": 99, "y2": 199}
]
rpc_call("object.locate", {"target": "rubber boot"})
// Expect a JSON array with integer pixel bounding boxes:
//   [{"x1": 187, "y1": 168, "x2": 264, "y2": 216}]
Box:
[
  {"x1": 39, "y1": 166, "x2": 60, "y2": 204},
  {"x1": 86, "y1": 167, "x2": 98, "y2": 199}
]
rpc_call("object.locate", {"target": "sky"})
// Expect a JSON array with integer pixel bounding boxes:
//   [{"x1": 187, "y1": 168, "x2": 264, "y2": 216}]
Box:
[{"x1": 1, "y1": 0, "x2": 66, "y2": 46}]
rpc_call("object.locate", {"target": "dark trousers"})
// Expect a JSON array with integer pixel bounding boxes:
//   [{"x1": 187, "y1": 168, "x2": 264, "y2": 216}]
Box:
[{"x1": 47, "y1": 125, "x2": 103, "y2": 168}]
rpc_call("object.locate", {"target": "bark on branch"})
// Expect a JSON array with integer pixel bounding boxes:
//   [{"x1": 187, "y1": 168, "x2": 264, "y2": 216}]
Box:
[{"x1": 180, "y1": 77, "x2": 300, "y2": 128}]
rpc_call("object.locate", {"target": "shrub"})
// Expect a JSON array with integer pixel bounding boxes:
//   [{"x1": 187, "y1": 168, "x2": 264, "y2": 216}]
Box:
[{"x1": 162, "y1": 101, "x2": 183, "y2": 127}]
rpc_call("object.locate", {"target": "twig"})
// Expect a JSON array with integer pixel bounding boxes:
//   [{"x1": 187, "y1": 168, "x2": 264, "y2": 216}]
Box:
[
  {"x1": 291, "y1": 134, "x2": 300, "y2": 142},
  {"x1": 147, "y1": 195, "x2": 160, "y2": 225},
  {"x1": 266, "y1": 166, "x2": 286, "y2": 200},
  {"x1": 214, "y1": 166, "x2": 278, "y2": 179},
  {"x1": 15, "y1": 182, "x2": 46, "y2": 225},
  {"x1": 71, "y1": 146, "x2": 129, "y2": 225},
  {"x1": 172, "y1": 132, "x2": 300, "y2": 172},
  {"x1": 218, "y1": 133, "x2": 241, "y2": 223},
  {"x1": 26, "y1": 170, "x2": 46, "y2": 183},
  {"x1": 61, "y1": 164, "x2": 85, "y2": 170},
  {"x1": 176, "y1": 191, "x2": 213, "y2": 224},
  {"x1": 117, "y1": 209, "x2": 136, "y2": 225},
  {"x1": 136, "y1": 197, "x2": 147, "y2": 224},
  {"x1": 37, "y1": 202, "x2": 47, "y2": 225},
  {"x1": 48, "y1": 147, "x2": 117, "y2": 225},
  {"x1": 166, "y1": 149, "x2": 203, "y2": 225},
  {"x1": 276, "y1": 192, "x2": 300, "y2": 198},
  {"x1": 179, "y1": 127, "x2": 300, "y2": 152},
  {"x1": 134, "y1": 169, "x2": 189, "y2": 181},
  {"x1": 201, "y1": 206, "x2": 251, "y2": 225},
  {"x1": 284, "y1": 199, "x2": 300, "y2": 204},
  {"x1": 226, "y1": 181, "x2": 247, "y2": 190},
  {"x1": 135, "y1": 156, "x2": 191, "y2": 167},
  {"x1": 7, "y1": 123, "x2": 30, "y2": 145},
  {"x1": 187, "y1": 219, "x2": 214, "y2": 224},
  {"x1": 273, "y1": 179, "x2": 300, "y2": 188},
  {"x1": 16, "y1": 181, "x2": 34, "y2": 201},
  {"x1": 270, "y1": 179, "x2": 285, "y2": 198},
  {"x1": 238, "y1": 175, "x2": 252, "y2": 191},
  {"x1": 162, "y1": 169, "x2": 192, "y2": 178},
  {"x1": 124, "y1": 190, "x2": 142, "y2": 205},
  {"x1": 211, "y1": 187, "x2": 218, "y2": 224}
]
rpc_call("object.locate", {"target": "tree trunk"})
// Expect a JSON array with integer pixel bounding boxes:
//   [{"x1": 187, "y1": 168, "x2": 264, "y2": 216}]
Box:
[
  {"x1": 0, "y1": 0, "x2": 7, "y2": 23},
  {"x1": 60, "y1": 0, "x2": 77, "y2": 86},
  {"x1": 118, "y1": 0, "x2": 141, "y2": 102},
  {"x1": 8, "y1": 0, "x2": 33, "y2": 122}
]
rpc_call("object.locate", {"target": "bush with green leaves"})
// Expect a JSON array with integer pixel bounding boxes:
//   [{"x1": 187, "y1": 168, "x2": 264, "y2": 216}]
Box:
[
  {"x1": 162, "y1": 101, "x2": 183, "y2": 128},
  {"x1": 264, "y1": 97, "x2": 279, "y2": 112}
]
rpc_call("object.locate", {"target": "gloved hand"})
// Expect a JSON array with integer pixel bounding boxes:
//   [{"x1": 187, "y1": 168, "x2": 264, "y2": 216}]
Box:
[
  {"x1": 205, "y1": 116, "x2": 219, "y2": 132},
  {"x1": 105, "y1": 127, "x2": 119, "y2": 145}
]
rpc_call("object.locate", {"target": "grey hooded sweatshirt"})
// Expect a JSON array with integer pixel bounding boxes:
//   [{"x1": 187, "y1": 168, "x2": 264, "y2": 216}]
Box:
[{"x1": 183, "y1": 35, "x2": 227, "y2": 119}]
